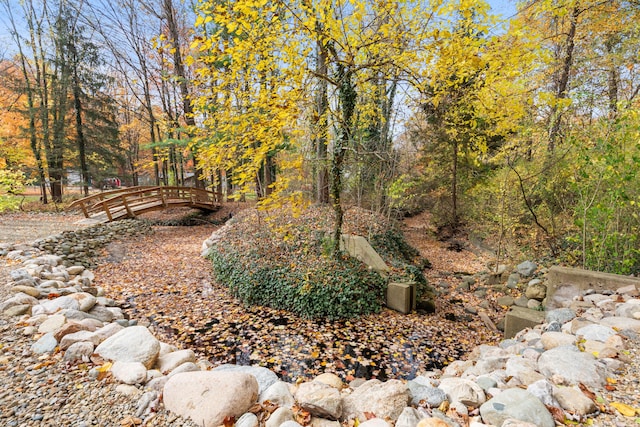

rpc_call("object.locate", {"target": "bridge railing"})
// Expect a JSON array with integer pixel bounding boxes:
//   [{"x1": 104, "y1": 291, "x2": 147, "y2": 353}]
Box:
[{"x1": 69, "y1": 186, "x2": 219, "y2": 220}]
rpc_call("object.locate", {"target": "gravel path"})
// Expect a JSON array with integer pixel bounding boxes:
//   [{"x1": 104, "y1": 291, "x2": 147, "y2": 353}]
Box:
[
  {"x1": 0, "y1": 213, "x2": 86, "y2": 244},
  {"x1": 0, "y1": 216, "x2": 198, "y2": 426}
]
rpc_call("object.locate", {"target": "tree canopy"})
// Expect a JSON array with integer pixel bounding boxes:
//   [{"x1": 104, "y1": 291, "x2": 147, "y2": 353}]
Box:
[{"x1": 0, "y1": 0, "x2": 638, "y2": 273}]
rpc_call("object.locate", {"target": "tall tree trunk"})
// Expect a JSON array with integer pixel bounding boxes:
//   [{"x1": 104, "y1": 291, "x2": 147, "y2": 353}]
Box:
[
  {"x1": 265, "y1": 155, "x2": 275, "y2": 196},
  {"x1": 8, "y1": 2, "x2": 49, "y2": 204},
  {"x1": 315, "y1": 38, "x2": 330, "y2": 204},
  {"x1": 216, "y1": 170, "x2": 223, "y2": 202},
  {"x1": 451, "y1": 137, "x2": 458, "y2": 230},
  {"x1": 331, "y1": 66, "x2": 356, "y2": 258},
  {"x1": 605, "y1": 38, "x2": 618, "y2": 118},
  {"x1": 548, "y1": 4, "x2": 579, "y2": 152},
  {"x1": 70, "y1": 42, "x2": 89, "y2": 196},
  {"x1": 164, "y1": 0, "x2": 205, "y2": 188}
]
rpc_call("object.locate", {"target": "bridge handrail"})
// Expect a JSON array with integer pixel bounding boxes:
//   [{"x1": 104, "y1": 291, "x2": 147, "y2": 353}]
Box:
[{"x1": 69, "y1": 186, "x2": 219, "y2": 219}]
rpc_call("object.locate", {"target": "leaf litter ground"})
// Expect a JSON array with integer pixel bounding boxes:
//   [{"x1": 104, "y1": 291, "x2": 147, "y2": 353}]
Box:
[{"x1": 92, "y1": 207, "x2": 504, "y2": 382}]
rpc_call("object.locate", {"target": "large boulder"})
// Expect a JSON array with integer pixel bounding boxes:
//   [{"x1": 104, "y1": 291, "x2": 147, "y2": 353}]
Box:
[
  {"x1": 537, "y1": 346, "x2": 607, "y2": 388},
  {"x1": 341, "y1": 379, "x2": 409, "y2": 422},
  {"x1": 438, "y1": 377, "x2": 486, "y2": 408},
  {"x1": 163, "y1": 371, "x2": 259, "y2": 427},
  {"x1": 95, "y1": 326, "x2": 160, "y2": 368},
  {"x1": 212, "y1": 364, "x2": 278, "y2": 394},
  {"x1": 516, "y1": 261, "x2": 537, "y2": 277},
  {"x1": 156, "y1": 349, "x2": 196, "y2": 374},
  {"x1": 295, "y1": 381, "x2": 342, "y2": 420},
  {"x1": 479, "y1": 388, "x2": 554, "y2": 427}
]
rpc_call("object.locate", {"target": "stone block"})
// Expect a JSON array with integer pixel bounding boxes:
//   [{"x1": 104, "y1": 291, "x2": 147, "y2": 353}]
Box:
[
  {"x1": 504, "y1": 306, "x2": 545, "y2": 339},
  {"x1": 546, "y1": 267, "x2": 640, "y2": 309},
  {"x1": 340, "y1": 234, "x2": 390, "y2": 275},
  {"x1": 386, "y1": 282, "x2": 416, "y2": 314}
]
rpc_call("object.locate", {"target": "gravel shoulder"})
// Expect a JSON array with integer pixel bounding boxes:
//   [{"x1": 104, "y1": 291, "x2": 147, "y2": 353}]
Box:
[{"x1": 0, "y1": 212, "x2": 86, "y2": 244}]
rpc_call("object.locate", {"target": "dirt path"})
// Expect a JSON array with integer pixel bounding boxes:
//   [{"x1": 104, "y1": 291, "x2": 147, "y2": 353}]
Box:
[{"x1": 0, "y1": 212, "x2": 86, "y2": 244}]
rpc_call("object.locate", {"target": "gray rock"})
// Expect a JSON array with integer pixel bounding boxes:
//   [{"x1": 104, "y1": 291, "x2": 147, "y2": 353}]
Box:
[
  {"x1": 598, "y1": 316, "x2": 640, "y2": 333},
  {"x1": 514, "y1": 296, "x2": 529, "y2": 308},
  {"x1": 146, "y1": 376, "x2": 169, "y2": 392},
  {"x1": 545, "y1": 308, "x2": 576, "y2": 325},
  {"x1": 553, "y1": 385, "x2": 597, "y2": 415},
  {"x1": 341, "y1": 379, "x2": 409, "y2": 422},
  {"x1": 136, "y1": 391, "x2": 159, "y2": 417},
  {"x1": 111, "y1": 360, "x2": 148, "y2": 385},
  {"x1": 163, "y1": 371, "x2": 259, "y2": 427},
  {"x1": 63, "y1": 341, "x2": 94, "y2": 362},
  {"x1": 39, "y1": 280, "x2": 64, "y2": 289},
  {"x1": 36, "y1": 296, "x2": 80, "y2": 315},
  {"x1": 266, "y1": 407, "x2": 294, "y2": 427},
  {"x1": 3, "y1": 304, "x2": 30, "y2": 316},
  {"x1": 616, "y1": 299, "x2": 640, "y2": 319},
  {"x1": 438, "y1": 377, "x2": 486, "y2": 408},
  {"x1": 395, "y1": 407, "x2": 424, "y2": 427},
  {"x1": 105, "y1": 307, "x2": 125, "y2": 320},
  {"x1": 407, "y1": 381, "x2": 447, "y2": 407},
  {"x1": 505, "y1": 357, "x2": 544, "y2": 386},
  {"x1": 96, "y1": 325, "x2": 160, "y2": 368},
  {"x1": 501, "y1": 419, "x2": 538, "y2": 427},
  {"x1": 66, "y1": 265, "x2": 85, "y2": 275},
  {"x1": 525, "y1": 283, "x2": 547, "y2": 301},
  {"x1": 31, "y1": 332, "x2": 58, "y2": 354},
  {"x1": 115, "y1": 384, "x2": 142, "y2": 397},
  {"x1": 212, "y1": 364, "x2": 278, "y2": 394},
  {"x1": 10, "y1": 268, "x2": 33, "y2": 281},
  {"x1": 69, "y1": 292, "x2": 97, "y2": 312},
  {"x1": 156, "y1": 349, "x2": 196, "y2": 374},
  {"x1": 544, "y1": 321, "x2": 562, "y2": 332},
  {"x1": 59, "y1": 330, "x2": 101, "y2": 350},
  {"x1": 92, "y1": 323, "x2": 125, "y2": 342},
  {"x1": 295, "y1": 381, "x2": 342, "y2": 420},
  {"x1": 507, "y1": 273, "x2": 520, "y2": 289},
  {"x1": 37, "y1": 314, "x2": 67, "y2": 334},
  {"x1": 537, "y1": 346, "x2": 607, "y2": 388},
  {"x1": 260, "y1": 380, "x2": 295, "y2": 408},
  {"x1": 236, "y1": 413, "x2": 259, "y2": 427},
  {"x1": 527, "y1": 299, "x2": 542, "y2": 310},
  {"x1": 474, "y1": 355, "x2": 509, "y2": 375},
  {"x1": 476, "y1": 376, "x2": 498, "y2": 391},
  {"x1": 540, "y1": 331, "x2": 576, "y2": 350},
  {"x1": 167, "y1": 362, "x2": 199, "y2": 377},
  {"x1": 479, "y1": 388, "x2": 554, "y2": 427},
  {"x1": 516, "y1": 261, "x2": 537, "y2": 277},
  {"x1": 526, "y1": 380, "x2": 559, "y2": 407},
  {"x1": 497, "y1": 296, "x2": 515, "y2": 307},
  {"x1": 314, "y1": 373, "x2": 344, "y2": 389},
  {"x1": 87, "y1": 306, "x2": 115, "y2": 323},
  {"x1": 358, "y1": 420, "x2": 391, "y2": 427},
  {"x1": 0, "y1": 292, "x2": 39, "y2": 312},
  {"x1": 10, "y1": 285, "x2": 41, "y2": 297},
  {"x1": 575, "y1": 324, "x2": 616, "y2": 342}
]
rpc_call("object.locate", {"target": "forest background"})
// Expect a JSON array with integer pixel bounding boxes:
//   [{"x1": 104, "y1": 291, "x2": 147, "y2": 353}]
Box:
[{"x1": 0, "y1": 0, "x2": 639, "y2": 275}]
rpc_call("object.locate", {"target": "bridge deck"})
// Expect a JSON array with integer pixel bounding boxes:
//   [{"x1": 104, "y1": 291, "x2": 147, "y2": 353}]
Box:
[{"x1": 69, "y1": 186, "x2": 220, "y2": 223}]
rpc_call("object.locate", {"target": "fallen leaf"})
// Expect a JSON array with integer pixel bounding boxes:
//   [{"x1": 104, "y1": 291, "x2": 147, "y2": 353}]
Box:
[
  {"x1": 611, "y1": 402, "x2": 637, "y2": 417},
  {"x1": 546, "y1": 405, "x2": 566, "y2": 424},
  {"x1": 363, "y1": 412, "x2": 376, "y2": 421},
  {"x1": 579, "y1": 383, "x2": 597, "y2": 401},
  {"x1": 222, "y1": 415, "x2": 235, "y2": 427}
]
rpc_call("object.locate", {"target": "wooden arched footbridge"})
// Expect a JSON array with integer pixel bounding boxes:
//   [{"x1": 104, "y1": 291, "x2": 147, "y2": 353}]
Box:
[{"x1": 69, "y1": 186, "x2": 220, "y2": 223}]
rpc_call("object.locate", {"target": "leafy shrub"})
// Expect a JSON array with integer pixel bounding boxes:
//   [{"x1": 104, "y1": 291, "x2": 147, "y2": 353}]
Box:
[{"x1": 206, "y1": 206, "x2": 428, "y2": 319}]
